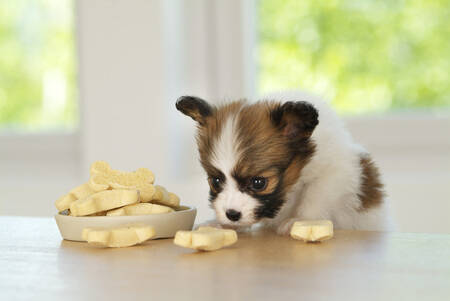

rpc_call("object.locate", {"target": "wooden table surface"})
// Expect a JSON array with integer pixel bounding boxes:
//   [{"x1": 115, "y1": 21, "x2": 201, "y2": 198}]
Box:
[{"x1": 1, "y1": 217, "x2": 449, "y2": 301}]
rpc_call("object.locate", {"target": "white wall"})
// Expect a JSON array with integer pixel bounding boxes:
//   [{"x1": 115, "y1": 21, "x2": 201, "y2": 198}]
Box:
[
  {"x1": 75, "y1": 0, "x2": 216, "y2": 223},
  {"x1": 78, "y1": 0, "x2": 169, "y2": 177},
  {"x1": 347, "y1": 116, "x2": 450, "y2": 233},
  {"x1": 78, "y1": 0, "x2": 249, "y2": 182}
]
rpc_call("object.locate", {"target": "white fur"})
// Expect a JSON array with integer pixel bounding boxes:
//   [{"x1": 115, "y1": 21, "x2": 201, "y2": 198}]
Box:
[
  {"x1": 208, "y1": 91, "x2": 392, "y2": 234},
  {"x1": 210, "y1": 115, "x2": 260, "y2": 226},
  {"x1": 260, "y1": 91, "x2": 391, "y2": 234}
]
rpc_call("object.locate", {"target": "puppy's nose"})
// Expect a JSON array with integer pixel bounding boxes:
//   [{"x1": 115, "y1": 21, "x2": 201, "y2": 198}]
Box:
[{"x1": 226, "y1": 209, "x2": 241, "y2": 222}]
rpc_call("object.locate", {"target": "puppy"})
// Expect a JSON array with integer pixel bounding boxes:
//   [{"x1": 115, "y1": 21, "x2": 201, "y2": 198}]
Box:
[{"x1": 176, "y1": 91, "x2": 389, "y2": 235}]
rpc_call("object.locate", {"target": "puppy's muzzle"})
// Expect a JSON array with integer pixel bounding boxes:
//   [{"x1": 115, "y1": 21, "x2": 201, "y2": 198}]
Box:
[{"x1": 225, "y1": 209, "x2": 241, "y2": 222}]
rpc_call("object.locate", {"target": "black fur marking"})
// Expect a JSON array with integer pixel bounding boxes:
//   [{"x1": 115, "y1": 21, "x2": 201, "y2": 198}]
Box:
[
  {"x1": 228, "y1": 174, "x2": 286, "y2": 219},
  {"x1": 208, "y1": 189, "x2": 218, "y2": 203},
  {"x1": 176, "y1": 96, "x2": 213, "y2": 125},
  {"x1": 231, "y1": 170, "x2": 287, "y2": 219},
  {"x1": 207, "y1": 169, "x2": 226, "y2": 203},
  {"x1": 253, "y1": 187, "x2": 286, "y2": 219},
  {"x1": 251, "y1": 168, "x2": 288, "y2": 219},
  {"x1": 231, "y1": 155, "x2": 298, "y2": 219},
  {"x1": 232, "y1": 174, "x2": 248, "y2": 193},
  {"x1": 270, "y1": 101, "x2": 319, "y2": 139}
]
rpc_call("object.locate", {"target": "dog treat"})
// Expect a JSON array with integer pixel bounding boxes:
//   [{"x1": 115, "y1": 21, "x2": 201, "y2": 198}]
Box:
[
  {"x1": 70, "y1": 182, "x2": 103, "y2": 199},
  {"x1": 55, "y1": 183, "x2": 106, "y2": 212},
  {"x1": 89, "y1": 160, "x2": 112, "y2": 175},
  {"x1": 168, "y1": 192, "x2": 180, "y2": 208},
  {"x1": 149, "y1": 185, "x2": 180, "y2": 208},
  {"x1": 89, "y1": 161, "x2": 155, "y2": 183},
  {"x1": 88, "y1": 161, "x2": 156, "y2": 202},
  {"x1": 151, "y1": 185, "x2": 169, "y2": 202},
  {"x1": 82, "y1": 224, "x2": 155, "y2": 248},
  {"x1": 290, "y1": 220, "x2": 334, "y2": 242},
  {"x1": 70, "y1": 190, "x2": 139, "y2": 217},
  {"x1": 106, "y1": 202, "x2": 174, "y2": 216},
  {"x1": 174, "y1": 227, "x2": 237, "y2": 251},
  {"x1": 55, "y1": 193, "x2": 77, "y2": 212},
  {"x1": 87, "y1": 211, "x2": 108, "y2": 216}
]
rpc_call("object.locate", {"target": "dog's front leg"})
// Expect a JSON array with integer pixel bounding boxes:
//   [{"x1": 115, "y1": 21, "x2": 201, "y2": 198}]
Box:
[{"x1": 276, "y1": 176, "x2": 341, "y2": 235}]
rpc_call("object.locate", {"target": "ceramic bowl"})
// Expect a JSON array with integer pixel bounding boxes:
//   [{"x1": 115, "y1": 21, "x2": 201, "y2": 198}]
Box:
[{"x1": 54, "y1": 206, "x2": 196, "y2": 241}]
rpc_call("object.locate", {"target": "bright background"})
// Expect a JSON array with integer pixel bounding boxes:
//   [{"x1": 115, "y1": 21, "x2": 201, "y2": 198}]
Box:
[
  {"x1": 258, "y1": 0, "x2": 450, "y2": 114},
  {"x1": 1, "y1": 0, "x2": 449, "y2": 233}
]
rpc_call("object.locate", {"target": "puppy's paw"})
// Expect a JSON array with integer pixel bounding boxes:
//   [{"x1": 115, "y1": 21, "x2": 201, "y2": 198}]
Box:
[{"x1": 276, "y1": 218, "x2": 298, "y2": 236}]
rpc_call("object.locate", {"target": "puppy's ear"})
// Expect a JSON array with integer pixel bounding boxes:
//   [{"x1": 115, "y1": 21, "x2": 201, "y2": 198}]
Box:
[
  {"x1": 176, "y1": 96, "x2": 213, "y2": 126},
  {"x1": 271, "y1": 101, "x2": 319, "y2": 139}
]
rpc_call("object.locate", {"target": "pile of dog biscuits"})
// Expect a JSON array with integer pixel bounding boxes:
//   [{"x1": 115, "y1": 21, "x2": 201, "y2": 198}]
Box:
[
  {"x1": 56, "y1": 161, "x2": 179, "y2": 216},
  {"x1": 55, "y1": 161, "x2": 180, "y2": 247}
]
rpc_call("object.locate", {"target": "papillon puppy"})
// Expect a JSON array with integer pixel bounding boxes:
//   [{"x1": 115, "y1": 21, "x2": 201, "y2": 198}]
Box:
[{"x1": 176, "y1": 91, "x2": 389, "y2": 235}]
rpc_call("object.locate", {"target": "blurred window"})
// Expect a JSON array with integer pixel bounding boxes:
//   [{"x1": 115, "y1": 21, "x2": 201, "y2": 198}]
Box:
[
  {"x1": 257, "y1": 0, "x2": 450, "y2": 115},
  {"x1": 0, "y1": 0, "x2": 77, "y2": 133}
]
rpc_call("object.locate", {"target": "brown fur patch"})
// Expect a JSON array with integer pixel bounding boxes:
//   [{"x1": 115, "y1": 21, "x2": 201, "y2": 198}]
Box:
[
  {"x1": 196, "y1": 100, "x2": 316, "y2": 187},
  {"x1": 196, "y1": 99, "x2": 317, "y2": 219},
  {"x1": 231, "y1": 102, "x2": 315, "y2": 197},
  {"x1": 258, "y1": 168, "x2": 280, "y2": 195},
  {"x1": 358, "y1": 154, "x2": 384, "y2": 210},
  {"x1": 196, "y1": 100, "x2": 246, "y2": 177},
  {"x1": 233, "y1": 102, "x2": 288, "y2": 176},
  {"x1": 282, "y1": 154, "x2": 312, "y2": 189}
]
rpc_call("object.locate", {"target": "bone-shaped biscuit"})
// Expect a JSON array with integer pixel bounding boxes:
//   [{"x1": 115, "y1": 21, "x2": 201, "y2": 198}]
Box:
[
  {"x1": 88, "y1": 161, "x2": 155, "y2": 202},
  {"x1": 69, "y1": 190, "x2": 139, "y2": 216},
  {"x1": 89, "y1": 160, "x2": 112, "y2": 175},
  {"x1": 82, "y1": 224, "x2": 155, "y2": 248},
  {"x1": 168, "y1": 192, "x2": 180, "y2": 208},
  {"x1": 55, "y1": 193, "x2": 77, "y2": 212},
  {"x1": 106, "y1": 202, "x2": 174, "y2": 216},
  {"x1": 174, "y1": 227, "x2": 237, "y2": 251},
  {"x1": 150, "y1": 185, "x2": 180, "y2": 208},
  {"x1": 55, "y1": 182, "x2": 105, "y2": 212},
  {"x1": 290, "y1": 220, "x2": 334, "y2": 242}
]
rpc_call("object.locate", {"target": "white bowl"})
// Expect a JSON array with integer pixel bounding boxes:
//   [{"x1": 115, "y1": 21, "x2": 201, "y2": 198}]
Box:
[{"x1": 54, "y1": 206, "x2": 197, "y2": 241}]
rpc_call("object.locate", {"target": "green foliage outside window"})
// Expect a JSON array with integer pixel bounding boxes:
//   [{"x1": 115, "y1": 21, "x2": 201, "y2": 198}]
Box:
[
  {"x1": 0, "y1": 0, "x2": 77, "y2": 132},
  {"x1": 258, "y1": 0, "x2": 450, "y2": 114},
  {"x1": 1, "y1": 0, "x2": 448, "y2": 132}
]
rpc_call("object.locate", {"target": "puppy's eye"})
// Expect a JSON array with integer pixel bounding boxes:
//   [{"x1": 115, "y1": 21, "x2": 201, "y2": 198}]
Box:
[
  {"x1": 209, "y1": 177, "x2": 222, "y2": 190},
  {"x1": 249, "y1": 177, "x2": 267, "y2": 192}
]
